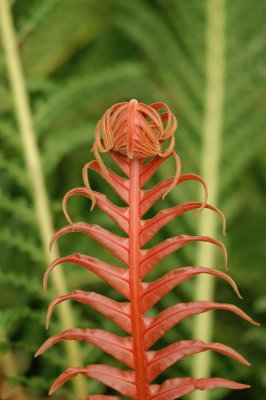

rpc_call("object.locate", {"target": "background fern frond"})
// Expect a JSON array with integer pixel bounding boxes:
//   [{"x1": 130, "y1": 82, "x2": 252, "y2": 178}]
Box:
[
  {"x1": 0, "y1": 154, "x2": 29, "y2": 189},
  {"x1": 0, "y1": 227, "x2": 43, "y2": 262},
  {"x1": 16, "y1": 0, "x2": 65, "y2": 42},
  {"x1": 0, "y1": 0, "x2": 265, "y2": 398},
  {"x1": 0, "y1": 195, "x2": 36, "y2": 226},
  {"x1": 42, "y1": 123, "x2": 95, "y2": 174}
]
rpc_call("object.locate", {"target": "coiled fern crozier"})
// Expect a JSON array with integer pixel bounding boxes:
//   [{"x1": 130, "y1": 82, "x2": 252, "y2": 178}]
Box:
[{"x1": 36, "y1": 100, "x2": 258, "y2": 399}]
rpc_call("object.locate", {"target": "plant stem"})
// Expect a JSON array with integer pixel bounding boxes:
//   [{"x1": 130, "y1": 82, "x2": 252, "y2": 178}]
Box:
[
  {"x1": 129, "y1": 158, "x2": 149, "y2": 399},
  {"x1": 0, "y1": 1, "x2": 87, "y2": 397},
  {"x1": 191, "y1": 1, "x2": 225, "y2": 400}
]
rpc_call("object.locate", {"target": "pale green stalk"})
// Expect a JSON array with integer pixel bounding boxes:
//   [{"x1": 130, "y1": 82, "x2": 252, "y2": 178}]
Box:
[
  {"x1": 191, "y1": 1, "x2": 225, "y2": 400},
  {"x1": 0, "y1": 0, "x2": 87, "y2": 397},
  {"x1": 0, "y1": 331, "x2": 27, "y2": 400}
]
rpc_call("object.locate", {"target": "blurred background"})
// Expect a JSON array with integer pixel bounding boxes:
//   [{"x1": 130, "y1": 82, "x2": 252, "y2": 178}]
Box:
[{"x1": 0, "y1": 0, "x2": 265, "y2": 399}]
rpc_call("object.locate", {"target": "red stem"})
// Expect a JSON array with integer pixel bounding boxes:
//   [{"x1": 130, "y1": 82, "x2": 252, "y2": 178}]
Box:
[{"x1": 129, "y1": 158, "x2": 149, "y2": 399}]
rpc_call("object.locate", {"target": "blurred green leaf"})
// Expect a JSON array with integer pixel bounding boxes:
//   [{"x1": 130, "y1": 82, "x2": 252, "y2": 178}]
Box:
[{"x1": 0, "y1": 0, "x2": 265, "y2": 398}]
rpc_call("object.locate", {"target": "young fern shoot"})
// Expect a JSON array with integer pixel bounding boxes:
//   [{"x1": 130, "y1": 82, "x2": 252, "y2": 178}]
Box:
[{"x1": 36, "y1": 100, "x2": 258, "y2": 399}]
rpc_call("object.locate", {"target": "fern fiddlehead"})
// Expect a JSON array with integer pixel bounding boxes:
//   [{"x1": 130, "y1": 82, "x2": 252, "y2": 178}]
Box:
[{"x1": 36, "y1": 100, "x2": 258, "y2": 399}]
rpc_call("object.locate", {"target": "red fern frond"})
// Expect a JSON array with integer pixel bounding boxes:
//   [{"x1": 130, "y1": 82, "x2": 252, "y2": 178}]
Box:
[{"x1": 36, "y1": 100, "x2": 258, "y2": 399}]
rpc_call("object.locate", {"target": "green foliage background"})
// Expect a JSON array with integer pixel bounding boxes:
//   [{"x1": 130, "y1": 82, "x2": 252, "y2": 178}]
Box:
[{"x1": 0, "y1": 0, "x2": 265, "y2": 399}]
